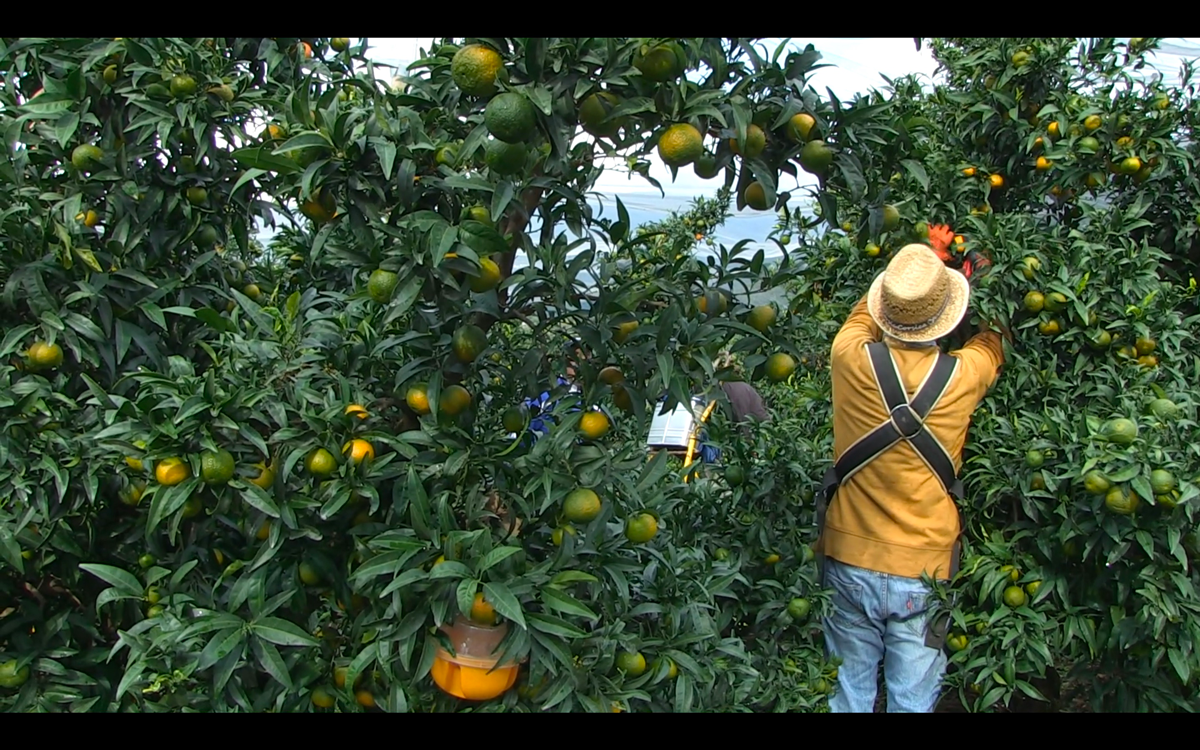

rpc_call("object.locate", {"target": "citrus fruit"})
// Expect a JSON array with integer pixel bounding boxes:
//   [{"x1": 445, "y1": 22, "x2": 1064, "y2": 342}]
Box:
[
  {"x1": 1087, "y1": 329, "x2": 1112, "y2": 351},
  {"x1": 466, "y1": 205, "x2": 491, "y2": 223},
  {"x1": 452, "y1": 324, "x2": 488, "y2": 362},
  {"x1": 882, "y1": 204, "x2": 900, "y2": 231},
  {"x1": 1021, "y1": 256, "x2": 1041, "y2": 279},
  {"x1": 551, "y1": 525, "x2": 576, "y2": 546},
  {"x1": 331, "y1": 37, "x2": 350, "y2": 52},
  {"x1": 747, "y1": 304, "x2": 776, "y2": 332},
  {"x1": 612, "y1": 386, "x2": 634, "y2": 413},
  {"x1": 484, "y1": 139, "x2": 528, "y2": 175},
  {"x1": 579, "y1": 411, "x2": 610, "y2": 440},
  {"x1": 298, "y1": 561, "x2": 322, "y2": 586},
  {"x1": 311, "y1": 688, "x2": 335, "y2": 708},
  {"x1": 657, "y1": 123, "x2": 703, "y2": 167},
  {"x1": 469, "y1": 257, "x2": 503, "y2": 292},
  {"x1": 625, "y1": 513, "x2": 659, "y2": 544},
  {"x1": 1150, "y1": 469, "x2": 1176, "y2": 495},
  {"x1": 502, "y1": 405, "x2": 528, "y2": 433},
  {"x1": 71, "y1": 143, "x2": 104, "y2": 172},
  {"x1": 724, "y1": 465, "x2": 745, "y2": 486},
  {"x1": 1011, "y1": 50, "x2": 1030, "y2": 67},
  {"x1": 616, "y1": 651, "x2": 647, "y2": 676},
  {"x1": 1134, "y1": 336, "x2": 1156, "y2": 356},
  {"x1": 78, "y1": 209, "x2": 100, "y2": 227},
  {"x1": 185, "y1": 186, "x2": 208, "y2": 206},
  {"x1": 451, "y1": 44, "x2": 504, "y2": 97},
  {"x1": 256, "y1": 521, "x2": 271, "y2": 541},
  {"x1": 1035, "y1": 156, "x2": 1052, "y2": 171},
  {"x1": 1038, "y1": 319, "x2": 1061, "y2": 336},
  {"x1": 798, "y1": 140, "x2": 833, "y2": 176},
  {"x1": 181, "y1": 497, "x2": 203, "y2": 519},
  {"x1": 962, "y1": 167, "x2": 976, "y2": 177},
  {"x1": 27, "y1": 341, "x2": 63, "y2": 369},
  {"x1": 1083, "y1": 114, "x2": 1102, "y2": 131},
  {"x1": 406, "y1": 384, "x2": 431, "y2": 415},
  {"x1": 1031, "y1": 472, "x2": 1046, "y2": 491},
  {"x1": 578, "y1": 91, "x2": 625, "y2": 138},
  {"x1": 301, "y1": 188, "x2": 337, "y2": 223},
  {"x1": 730, "y1": 124, "x2": 766, "y2": 159},
  {"x1": 146, "y1": 605, "x2": 165, "y2": 618},
  {"x1": 1025, "y1": 450, "x2": 1044, "y2": 469},
  {"x1": 306, "y1": 448, "x2": 337, "y2": 476},
  {"x1": 200, "y1": 449, "x2": 236, "y2": 486},
  {"x1": 119, "y1": 481, "x2": 146, "y2": 507},
  {"x1": 1105, "y1": 486, "x2": 1140, "y2": 515},
  {"x1": 1082, "y1": 470, "x2": 1111, "y2": 496},
  {"x1": 989, "y1": 173, "x2": 1005, "y2": 189},
  {"x1": 787, "y1": 598, "x2": 811, "y2": 620},
  {"x1": 597, "y1": 366, "x2": 625, "y2": 386},
  {"x1": 484, "y1": 92, "x2": 537, "y2": 143},
  {"x1": 614, "y1": 319, "x2": 639, "y2": 343},
  {"x1": 714, "y1": 548, "x2": 730, "y2": 561},
  {"x1": 1023, "y1": 291, "x2": 1045, "y2": 313},
  {"x1": 367, "y1": 269, "x2": 399, "y2": 303},
  {"x1": 355, "y1": 690, "x2": 376, "y2": 709},
  {"x1": 764, "y1": 353, "x2": 796, "y2": 382},
  {"x1": 249, "y1": 462, "x2": 275, "y2": 490},
  {"x1": 138, "y1": 554, "x2": 155, "y2": 569},
  {"x1": 1147, "y1": 398, "x2": 1178, "y2": 420},
  {"x1": 1119, "y1": 156, "x2": 1142, "y2": 175},
  {"x1": 743, "y1": 181, "x2": 771, "y2": 210},
  {"x1": 342, "y1": 439, "x2": 374, "y2": 465},
  {"x1": 1077, "y1": 136, "x2": 1100, "y2": 153},
  {"x1": 563, "y1": 488, "x2": 602, "y2": 523},
  {"x1": 652, "y1": 657, "x2": 678, "y2": 679},
  {"x1": 155, "y1": 457, "x2": 189, "y2": 486},
  {"x1": 470, "y1": 592, "x2": 497, "y2": 624},
  {"x1": 1157, "y1": 491, "x2": 1181, "y2": 510},
  {"x1": 346, "y1": 404, "x2": 369, "y2": 420},
  {"x1": 1000, "y1": 564, "x2": 1020, "y2": 582},
  {"x1": 947, "y1": 634, "x2": 969, "y2": 652},
  {"x1": 765, "y1": 553, "x2": 781, "y2": 565},
  {"x1": 633, "y1": 43, "x2": 684, "y2": 82},
  {"x1": 1100, "y1": 418, "x2": 1138, "y2": 446},
  {"x1": 693, "y1": 152, "x2": 720, "y2": 179},
  {"x1": 1003, "y1": 586, "x2": 1027, "y2": 608},
  {"x1": 439, "y1": 385, "x2": 472, "y2": 416},
  {"x1": 1025, "y1": 580, "x2": 1042, "y2": 598},
  {"x1": 863, "y1": 242, "x2": 881, "y2": 258},
  {"x1": 787, "y1": 113, "x2": 816, "y2": 142},
  {"x1": 242, "y1": 284, "x2": 262, "y2": 301},
  {"x1": 103, "y1": 64, "x2": 119, "y2": 84}
]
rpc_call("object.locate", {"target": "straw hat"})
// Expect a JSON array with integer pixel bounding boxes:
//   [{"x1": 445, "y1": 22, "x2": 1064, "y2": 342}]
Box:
[{"x1": 866, "y1": 244, "x2": 970, "y2": 343}]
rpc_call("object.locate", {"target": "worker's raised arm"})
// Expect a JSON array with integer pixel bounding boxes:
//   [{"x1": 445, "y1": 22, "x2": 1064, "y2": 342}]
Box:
[{"x1": 832, "y1": 295, "x2": 881, "y2": 360}]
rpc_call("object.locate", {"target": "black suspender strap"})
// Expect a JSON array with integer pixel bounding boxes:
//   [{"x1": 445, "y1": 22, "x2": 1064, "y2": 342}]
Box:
[{"x1": 816, "y1": 342, "x2": 967, "y2": 586}]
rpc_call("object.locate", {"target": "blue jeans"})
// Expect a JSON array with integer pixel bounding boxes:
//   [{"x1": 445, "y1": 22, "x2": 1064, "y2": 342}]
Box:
[{"x1": 821, "y1": 557, "x2": 947, "y2": 713}]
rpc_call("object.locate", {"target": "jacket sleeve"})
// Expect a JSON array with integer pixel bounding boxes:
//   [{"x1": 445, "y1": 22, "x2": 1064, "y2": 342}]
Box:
[
  {"x1": 953, "y1": 330, "x2": 1005, "y2": 400},
  {"x1": 832, "y1": 296, "x2": 881, "y2": 362}
]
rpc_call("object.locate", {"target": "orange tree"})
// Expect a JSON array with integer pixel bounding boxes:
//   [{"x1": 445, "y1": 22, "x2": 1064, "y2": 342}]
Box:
[
  {"x1": 774, "y1": 37, "x2": 1200, "y2": 712},
  {"x1": 0, "y1": 36, "x2": 868, "y2": 713}
]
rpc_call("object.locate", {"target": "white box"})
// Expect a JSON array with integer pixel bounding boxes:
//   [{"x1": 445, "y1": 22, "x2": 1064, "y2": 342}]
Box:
[{"x1": 646, "y1": 397, "x2": 706, "y2": 449}]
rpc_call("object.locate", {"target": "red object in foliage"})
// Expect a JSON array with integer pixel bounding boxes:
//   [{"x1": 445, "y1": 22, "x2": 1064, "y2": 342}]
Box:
[{"x1": 927, "y1": 224, "x2": 955, "y2": 262}]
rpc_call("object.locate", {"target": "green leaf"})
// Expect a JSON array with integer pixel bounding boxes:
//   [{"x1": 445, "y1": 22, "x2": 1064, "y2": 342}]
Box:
[
  {"x1": 456, "y1": 578, "x2": 480, "y2": 619},
  {"x1": 79, "y1": 563, "x2": 143, "y2": 597},
  {"x1": 0, "y1": 529, "x2": 25, "y2": 575},
  {"x1": 250, "y1": 636, "x2": 293, "y2": 691},
  {"x1": 253, "y1": 616, "x2": 320, "y2": 648},
  {"x1": 428, "y1": 560, "x2": 471, "y2": 581},
  {"x1": 482, "y1": 581, "x2": 526, "y2": 629},
  {"x1": 230, "y1": 146, "x2": 302, "y2": 174},
  {"x1": 459, "y1": 220, "x2": 510, "y2": 258},
  {"x1": 550, "y1": 570, "x2": 599, "y2": 586},
  {"x1": 476, "y1": 546, "x2": 522, "y2": 574},
  {"x1": 197, "y1": 629, "x2": 246, "y2": 671},
  {"x1": 539, "y1": 586, "x2": 599, "y2": 621}
]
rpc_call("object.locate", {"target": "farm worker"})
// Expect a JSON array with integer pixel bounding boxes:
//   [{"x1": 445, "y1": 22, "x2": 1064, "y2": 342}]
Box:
[
  {"x1": 509, "y1": 339, "x2": 609, "y2": 444},
  {"x1": 814, "y1": 227, "x2": 1007, "y2": 713}
]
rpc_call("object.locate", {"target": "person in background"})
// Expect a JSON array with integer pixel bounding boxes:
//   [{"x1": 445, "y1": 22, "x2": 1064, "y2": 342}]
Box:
[{"x1": 815, "y1": 229, "x2": 1007, "y2": 713}]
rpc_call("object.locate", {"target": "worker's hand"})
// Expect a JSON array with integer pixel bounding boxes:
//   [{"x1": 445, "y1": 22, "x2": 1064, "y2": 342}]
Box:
[
  {"x1": 927, "y1": 224, "x2": 955, "y2": 262},
  {"x1": 962, "y1": 246, "x2": 992, "y2": 281}
]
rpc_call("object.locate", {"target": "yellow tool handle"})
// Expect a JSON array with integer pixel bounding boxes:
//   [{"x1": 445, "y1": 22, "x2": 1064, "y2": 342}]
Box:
[{"x1": 682, "y1": 399, "x2": 719, "y2": 483}]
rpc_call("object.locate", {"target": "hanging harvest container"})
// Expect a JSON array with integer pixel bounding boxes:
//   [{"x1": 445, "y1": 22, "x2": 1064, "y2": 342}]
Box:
[{"x1": 430, "y1": 616, "x2": 522, "y2": 701}]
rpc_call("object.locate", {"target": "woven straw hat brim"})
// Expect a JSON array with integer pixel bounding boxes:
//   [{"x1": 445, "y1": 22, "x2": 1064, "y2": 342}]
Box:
[{"x1": 866, "y1": 263, "x2": 970, "y2": 343}]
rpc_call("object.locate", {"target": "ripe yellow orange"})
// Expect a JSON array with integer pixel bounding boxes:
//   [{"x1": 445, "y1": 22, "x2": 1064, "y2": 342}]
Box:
[
  {"x1": 743, "y1": 181, "x2": 770, "y2": 211},
  {"x1": 470, "y1": 592, "x2": 497, "y2": 624},
  {"x1": 439, "y1": 384, "x2": 472, "y2": 416},
  {"x1": 787, "y1": 113, "x2": 817, "y2": 143},
  {"x1": 406, "y1": 384, "x2": 431, "y2": 415},
  {"x1": 311, "y1": 688, "x2": 335, "y2": 708},
  {"x1": 657, "y1": 123, "x2": 703, "y2": 167},
  {"x1": 729, "y1": 124, "x2": 766, "y2": 159},
  {"x1": 1023, "y1": 291, "x2": 1045, "y2": 313},
  {"x1": 345, "y1": 404, "x2": 369, "y2": 420},
  {"x1": 962, "y1": 167, "x2": 976, "y2": 177},
  {"x1": 355, "y1": 690, "x2": 376, "y2": 709},
  {"x1": 764, "y1": 352, "x2": 796, "y2": 382},
  {"x1": 579, "y1": 411, "x2": 610, "y2": 440},
  {"x1": 1084, "y1": 114, "x2": 1102, "y2": 131},
  {"x1": 249, "y1": 461, "x2": 275, "y2": 490},
  {"x1": 155, "y1": 457, "x2": 190, "y2": 486},
  {"x1": 1047, "y1": 121, "x2": 1060, "y2": 137},
  {"x1": 1035, "y1": 156, "x2": 1052, "y2": 171},
  {"x1": 451, "y1": 44, "x2": 504, "y2": 97},
  {"x1": 342, "y1": 439, "x2": 374, "y2": 465},
  {"x1": 27, "y1": 341, "x2": 64, "y2": 370},
  {"x1": 613, "y1": 319, "x2": 639, "y2": 344},
  {"x1": 625, "y1": 513, "x2": 659, "y2": 544},
  {"x1": 989, "y1": 174, "x2": 1005, "y2": 189}
]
